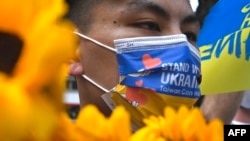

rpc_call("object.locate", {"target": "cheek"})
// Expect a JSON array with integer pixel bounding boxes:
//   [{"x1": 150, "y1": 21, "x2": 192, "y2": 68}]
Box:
[{"x1": 81, "y1": 42, "x2": 120, "y2": 88}]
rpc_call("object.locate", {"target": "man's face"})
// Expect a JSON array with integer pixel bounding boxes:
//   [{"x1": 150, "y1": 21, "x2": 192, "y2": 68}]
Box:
[{"x1": 77, "y1": 0, "x2": 200, "y2": 91}]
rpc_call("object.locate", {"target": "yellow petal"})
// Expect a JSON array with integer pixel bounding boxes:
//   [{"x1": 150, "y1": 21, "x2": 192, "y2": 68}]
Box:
[
  {"x1": 130, "y1": 127, "x2": 158, "y2": 141},
  {"x1": 0, "y1": 0, "x2": 32, "y2": 36},
  {"x1": 0, "y1": 82, "x2": 31, "y2": 140},
  {"x1": 76, "y1": 105, "x2": 107, "y2": 138},
  {"x1": 76, "y1": 105, "x2": 132, "y2": 141},
  {"x1": 181, "y1": 107, "x2": 206, "y2": 141},
  {"x1": 108, "y1": 106, "x2": 132, "y2": 141},
  {"x1": 201, "y1": 119, "x2": 223, "y2": 141}
]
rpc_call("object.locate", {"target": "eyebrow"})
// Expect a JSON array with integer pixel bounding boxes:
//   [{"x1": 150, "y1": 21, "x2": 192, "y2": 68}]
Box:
[
  {"x1": 182, "y1": 14, "x2": 199, "y2": 25},
  {"x1": 127, "y1": 0, "x2": 169, "y2": 19},
  {"x1": 127, "y1": 0, "x2": 199, "y2": 24}
]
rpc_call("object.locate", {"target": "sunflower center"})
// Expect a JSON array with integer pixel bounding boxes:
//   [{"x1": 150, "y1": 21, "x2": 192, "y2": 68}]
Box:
[{"x1": 0, "y1": 32, "x2": 23, "y2": 75}]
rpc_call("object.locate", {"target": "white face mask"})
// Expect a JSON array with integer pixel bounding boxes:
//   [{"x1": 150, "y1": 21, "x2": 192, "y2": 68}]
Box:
[{"x1": 74, "y1": 31, "x2": 201, "y2": 130}]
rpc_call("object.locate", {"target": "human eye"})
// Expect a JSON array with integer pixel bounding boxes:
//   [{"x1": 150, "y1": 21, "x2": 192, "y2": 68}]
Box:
[
  {"x1": 184, "y1": 32, "x2": 197, "y2": 43},
  {"x1": 131, "y1": 21, "x2": 160, "y2": 32}
]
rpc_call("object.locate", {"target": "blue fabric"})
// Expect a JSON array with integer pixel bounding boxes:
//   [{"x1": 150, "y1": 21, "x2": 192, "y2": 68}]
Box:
[
  {"x1": 116, "y1": 43, "x2": 201, "y2": 98},
  {"x1": 197, "y1": 0, "x2": 250, "y2": 61},
  {"x1": 196, "y1": 0, "x2": 250, "y2": 94}
]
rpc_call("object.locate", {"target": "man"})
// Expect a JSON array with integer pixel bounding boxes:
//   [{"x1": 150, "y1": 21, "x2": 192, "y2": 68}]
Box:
[
  {"x1": 68, "y1": 0, "x2": 201, "y2": 119},
  {"x1": 67, "y1": 0, "x2": 247, "y2": 124}
]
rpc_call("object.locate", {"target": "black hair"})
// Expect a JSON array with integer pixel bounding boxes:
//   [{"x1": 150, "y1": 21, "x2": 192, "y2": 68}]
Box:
[
  {"x1": 66, "y1": 0, "x2": 102, "y2": 32},
  {"x1": 194, "y1": 0, "x2": 218, "y2": 107},
  {"x1": 196, "y1": 0, "x2": 218, "y2": 26}
]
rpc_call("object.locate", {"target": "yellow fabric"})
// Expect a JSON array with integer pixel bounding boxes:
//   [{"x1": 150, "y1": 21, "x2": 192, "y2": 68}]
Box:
[
  {"x1": 200, "y1": 27, "x2": 250, "y2": 94},
  {"x1": 198, "y1": 2, "x2": 250, "y2": 94}
]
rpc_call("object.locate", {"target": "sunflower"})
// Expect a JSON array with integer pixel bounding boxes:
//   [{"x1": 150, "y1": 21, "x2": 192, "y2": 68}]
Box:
[
  {"x1": 75, "y1": 105, "x2": 132, "y2": 141},
  {"x1": 0, "y1": 0, "x2": 78, "y2": 105},
  {"x1": 130, "y1": 106, "x2": 223, "y2": 141},
  {"x1": 0, "y1": 0, "x2": 77, "y2": 140},
  {"x1": 0, "y1": 0, "x2": 77, "y2": 105}
]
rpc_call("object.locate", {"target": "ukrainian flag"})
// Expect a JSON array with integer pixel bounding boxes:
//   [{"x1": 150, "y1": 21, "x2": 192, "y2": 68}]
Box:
[{"x1": 197, "y1": 0, "x2": 250, "y2": 94}]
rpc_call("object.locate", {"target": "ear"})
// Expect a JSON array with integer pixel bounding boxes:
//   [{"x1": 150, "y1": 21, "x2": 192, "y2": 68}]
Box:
[
  {"x1": 69, "y1": 49, "x2": 84, "y2": 76},
  {"x1": 69, "y1": 60, "x2": 84, "y2": 76}
]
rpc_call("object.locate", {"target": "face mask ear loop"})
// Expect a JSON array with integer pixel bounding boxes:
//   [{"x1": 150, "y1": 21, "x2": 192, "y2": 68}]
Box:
[
  {"x1": 74, "y1": 31, "x2": 117, "y2": 52},
  {"x1": 82, "y1": 74, "x2": 109, "y2": 93}
]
